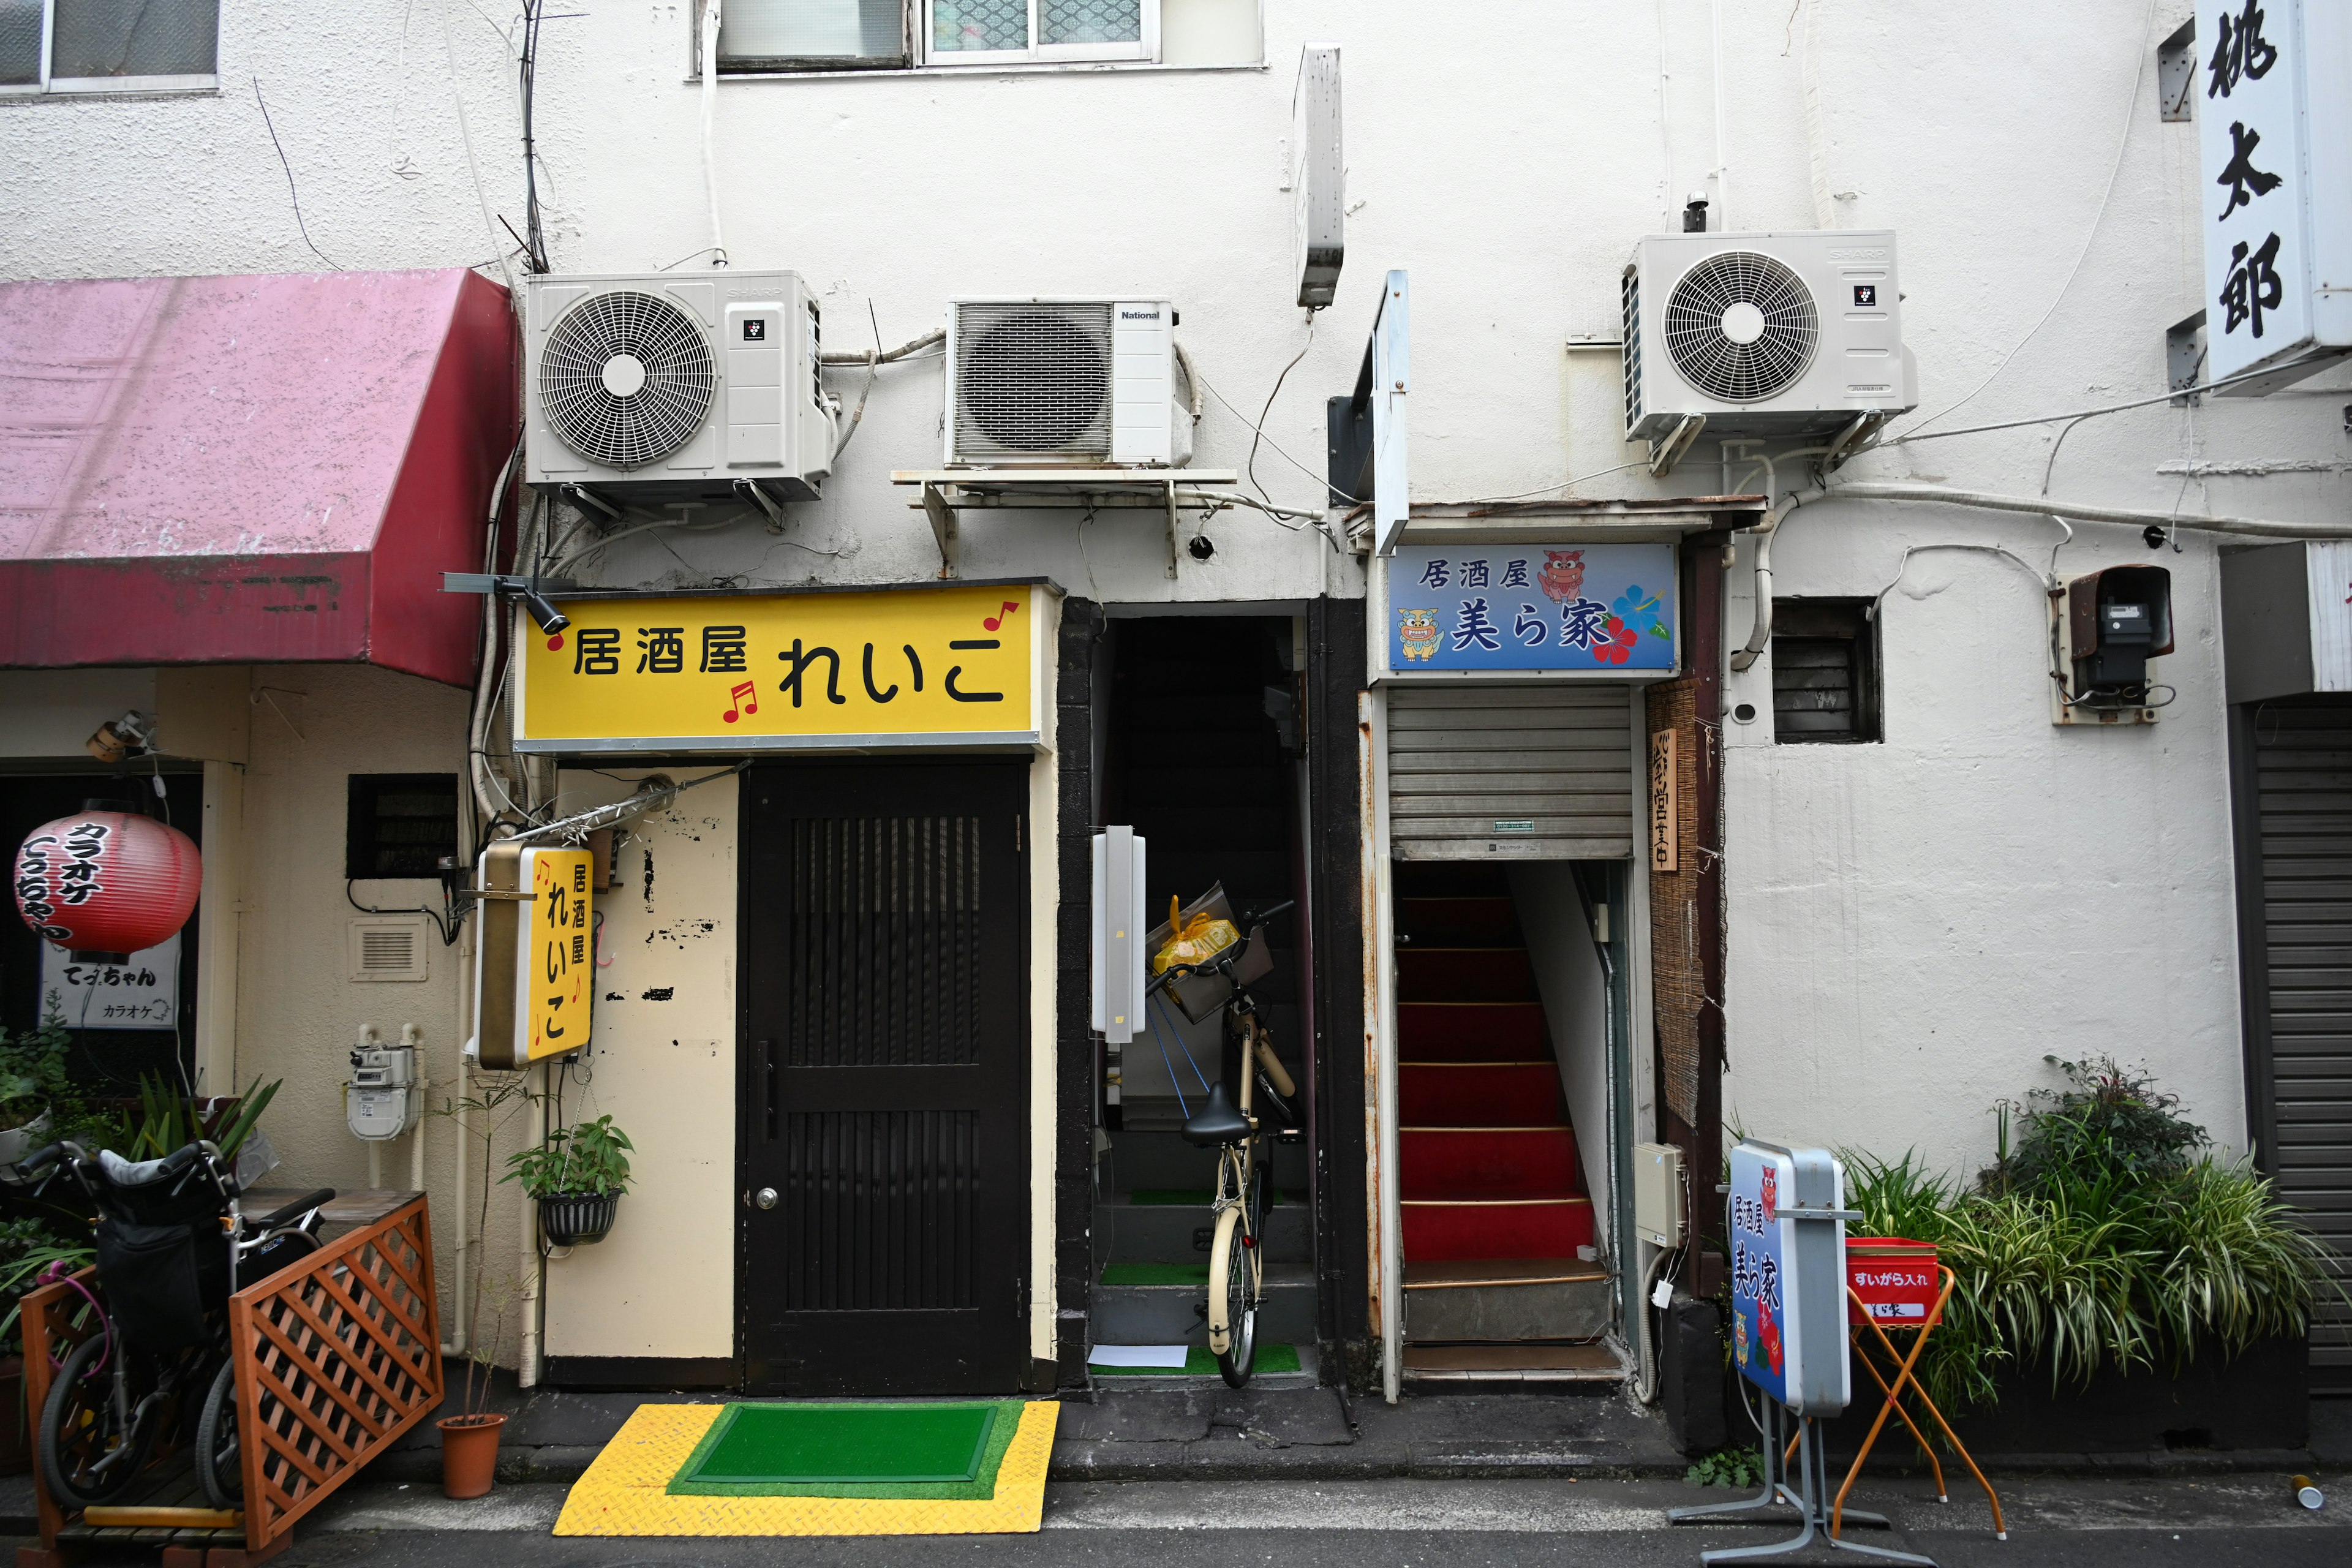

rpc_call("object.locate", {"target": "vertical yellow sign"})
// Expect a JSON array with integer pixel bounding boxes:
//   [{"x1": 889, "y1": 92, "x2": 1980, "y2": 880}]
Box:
[{"x1": 524, "y1": 847, "x2": 594, "y2": 1062}]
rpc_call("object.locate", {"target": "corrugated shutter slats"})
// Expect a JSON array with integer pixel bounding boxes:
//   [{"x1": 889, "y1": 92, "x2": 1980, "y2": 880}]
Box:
[{"x1": 1388, "y1": 687, "x2": 1634, "y2": 860}]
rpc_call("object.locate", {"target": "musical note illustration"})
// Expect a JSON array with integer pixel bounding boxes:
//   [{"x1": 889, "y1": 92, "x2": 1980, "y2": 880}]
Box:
[
  {"x1": 721, "y1": 681, "x2": 759, "y2": 724},
  {"x1": 983, "y1": 600, "x2": 1019, "y2": 631}
]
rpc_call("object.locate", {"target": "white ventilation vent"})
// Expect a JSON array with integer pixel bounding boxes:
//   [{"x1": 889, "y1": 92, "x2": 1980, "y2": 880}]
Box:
[
  {"x1": 348, "y1": 918, "x2": 429, "y2": 983},
  {"x1": 1662, "y1": 251, "x2": 1819, "y2": 402},
  {"x1": 946, "y1": 298, "x2": 1177, "y2": 467}
]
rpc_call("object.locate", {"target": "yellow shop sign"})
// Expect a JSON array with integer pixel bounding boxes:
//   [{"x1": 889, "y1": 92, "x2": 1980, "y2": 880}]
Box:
[{"x1": 513, "y1": 582, "x2": 1049, "y2": 752}]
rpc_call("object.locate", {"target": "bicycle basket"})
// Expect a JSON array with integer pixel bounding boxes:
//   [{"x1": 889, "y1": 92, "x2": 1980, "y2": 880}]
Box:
[
  {"x1": 1148, "y1": 883, "x2": 1274, "y2": 1025},
  {"x1": 95, "y1": 1219, "x2": 211, "y2": 1353}
]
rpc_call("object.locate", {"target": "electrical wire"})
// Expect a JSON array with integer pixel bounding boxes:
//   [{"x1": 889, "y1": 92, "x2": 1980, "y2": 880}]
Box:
[
  {"x1": 1878, "y1": 358, "x2": 2302, "y2": 450},
  {"x1": 1459, "y1": 459, "x2": 1652, "y2": 507},
  {"x1": 1246, "y1": 317, "x2": 1318, "y2": 507},
  {"x1": 1194, "y1": 371, "x2": 1341, "y2": 499},
  {"x1": 515, "y1": 0, "x2": 550, "y2": 272},
  {"x1": 252, "y1": 78, "x2": 339, "y2": 270},
  {"x1": 1889, "y1": 0, "x2": 2160, "y2": 441},
  {"x1": 439, "y1": 0, "x2": 517, "y2": 296}
]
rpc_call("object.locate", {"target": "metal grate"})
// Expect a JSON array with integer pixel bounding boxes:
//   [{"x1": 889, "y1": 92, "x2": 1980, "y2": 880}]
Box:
[
  {"x1": 934, "y1": 0, "x2": 1026, "y2": 51},
  {"x1": 1662, "y1": 251, "x2": 1819, "y2": 403},
  {"x1": 1041, "y1": 0, "x2": 1140, "y2": 43},
  {"x1": 1770, "y1": 600, "x2": 1879, "y2": 744},
  {"x1": 779, "y1": 1110, "x2": 979, "y2": 1311},
  {"x1": 1621, "y1": 268, "x2": 1643, "y2": 432},
  {"x1": 539, "y1": 290, "x2": 715, "y2": 469},
  {"x1": 358, "y1": 927, "x2": 416, "y2": 973},
  {"x1": 784, "y1": 815, "x2": 981, "y2": 1066},
  {"x1": 952, "y1": 301, "x2": 1113, "y2": 461}
]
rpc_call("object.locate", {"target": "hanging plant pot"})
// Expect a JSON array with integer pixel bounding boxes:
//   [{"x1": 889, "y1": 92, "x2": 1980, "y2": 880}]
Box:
[{"x1": 537, "y1": 1190, "x2": 621, "y2": 1246}]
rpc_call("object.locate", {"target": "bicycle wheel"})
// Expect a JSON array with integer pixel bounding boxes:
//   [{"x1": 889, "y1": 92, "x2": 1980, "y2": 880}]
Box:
[
  {"x1": 41, "y1": 1331, "x2": 150, "y2": 1509},
  {"x1": 194, "y1": 1359, "x2": 241, "y2": 1508},
  {"x1": 1209, "y1": 1205, "x2": 1259, "y2": 1388}
]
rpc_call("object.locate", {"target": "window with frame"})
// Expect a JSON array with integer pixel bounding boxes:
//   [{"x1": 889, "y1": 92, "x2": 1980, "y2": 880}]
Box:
[
  {"x1": 710, "y1": 0, "x2": 1257, "y2": 74},
  {"x1": 1771, "y1": 599, "x2": 1882, "y2": 744},
  {"x1": 0, "y1": 0, "x2": 219, "y2": 96}
]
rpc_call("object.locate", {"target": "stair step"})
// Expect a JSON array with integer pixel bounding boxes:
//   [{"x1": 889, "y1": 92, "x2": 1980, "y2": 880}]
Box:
[
  {"x1": 1089, "y1": 1340, "x2": 1319, "y2": 1389},
  {"x1": 1403, "y1": 1258, "x2": 1611, "y2": 1341},
  {"x1": 1401, "y1": 1341, "x2": 1625, "y2": 1385},
  {"x1": 1395, "y1": 896, "x2": 1521, "y2": 946},
  {"x1": 1397, "y1": 948, "x2": 1537, "y2": 1002},
  {"x1": 1400, "y1": 1126, "x2": 1581, "y2": 1198},
  {"x1": 1090, "y1": 1264, "x2": 1316, "y2": 1343},
  {"x1": 1098, "y1": 1197, "x2": 1311, "y2": 1265},
  {"x1": 1403, "y1": 1196, "x2": 1594, "y2": 1261},
  {"x1": 1399, "y1": 1061, "x2": 1561, "y2": 1125},
  {"x1": 1398, "y1": 1003, "x2": 1553, "y2": 1062}
]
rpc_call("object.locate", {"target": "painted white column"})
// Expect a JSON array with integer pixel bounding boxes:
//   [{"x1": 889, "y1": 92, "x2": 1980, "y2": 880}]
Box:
[{"x1": 194, "y1": 760, "x2": 245, "y2": 1096}]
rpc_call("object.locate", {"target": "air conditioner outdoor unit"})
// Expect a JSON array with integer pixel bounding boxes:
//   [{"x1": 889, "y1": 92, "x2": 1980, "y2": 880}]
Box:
[
  {"x1": 946, "y1": 297, "x2": 1182, "y2": 467},
  {"x1": 524, "y1": 270, "x2": 832, "y2": 500},
  {"x1": 1621, "y1": 231, "x2": 1917, "y2": 445}
]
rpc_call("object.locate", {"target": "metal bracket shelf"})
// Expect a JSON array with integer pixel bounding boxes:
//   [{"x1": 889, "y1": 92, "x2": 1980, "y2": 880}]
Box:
[{"x1": 889, "y1": 469, "x2": 1239, "y2": 581}]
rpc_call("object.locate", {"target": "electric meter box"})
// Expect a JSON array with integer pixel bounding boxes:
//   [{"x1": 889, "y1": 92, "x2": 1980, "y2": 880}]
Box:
[{"x1": 1634, "y1": 1140, "x2": 1686, "y2": 1250}]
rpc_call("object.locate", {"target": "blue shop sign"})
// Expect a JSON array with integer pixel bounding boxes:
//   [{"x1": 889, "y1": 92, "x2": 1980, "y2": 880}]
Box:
[{"x1": 1386, "y1": 544, "x2": 1677, "y2": 673}]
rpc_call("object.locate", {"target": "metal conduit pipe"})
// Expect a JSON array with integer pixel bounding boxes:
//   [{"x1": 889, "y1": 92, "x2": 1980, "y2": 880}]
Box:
[{"x1": 1728, "y1": 481, "x2": 2352, "y2": 673}]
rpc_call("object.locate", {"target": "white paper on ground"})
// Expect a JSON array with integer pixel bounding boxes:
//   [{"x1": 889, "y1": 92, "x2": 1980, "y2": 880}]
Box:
[{"x1": 1087, "y1": 1344, "x2": 1192, "y2": 1368}]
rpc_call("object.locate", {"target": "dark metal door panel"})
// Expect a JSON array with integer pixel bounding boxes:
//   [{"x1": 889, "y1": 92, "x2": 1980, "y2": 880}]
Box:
[{"x1": 740, "y1": 761, "x2": 1029, "y2": 1395}]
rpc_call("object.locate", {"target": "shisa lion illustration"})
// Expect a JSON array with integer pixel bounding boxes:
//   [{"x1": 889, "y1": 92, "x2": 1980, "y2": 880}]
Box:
[
  {"x1": 1538, "y1": 549, "x2": 1586, "y2": 604},
  {"x1": 1396, "y1": 607, "x2": 1442, "y2": 663}
]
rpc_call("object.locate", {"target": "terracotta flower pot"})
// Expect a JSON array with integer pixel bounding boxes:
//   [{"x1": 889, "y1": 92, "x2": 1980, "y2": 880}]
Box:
[{"x1": 439, "y1": 1412, "x2": 507, "y2": 1499}]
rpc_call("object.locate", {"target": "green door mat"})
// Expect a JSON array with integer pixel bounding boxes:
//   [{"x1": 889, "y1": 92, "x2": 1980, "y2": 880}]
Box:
[{"x1": 667, "y1": 1401, "x2": 1023, "y2": 1499}]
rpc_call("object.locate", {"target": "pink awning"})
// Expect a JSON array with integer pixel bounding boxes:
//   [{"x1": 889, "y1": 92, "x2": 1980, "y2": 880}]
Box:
[{"x1": 0, "y1": 268, "x2": 518, "y2": 687}]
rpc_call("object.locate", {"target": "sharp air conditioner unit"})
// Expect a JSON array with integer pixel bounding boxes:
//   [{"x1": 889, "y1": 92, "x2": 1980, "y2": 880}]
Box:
[
  {"x1": 524, "y1": 270, "x2": 832, "y2": 500},
  {"x1": 1621, "y1": 231, "x2": 1916, "y2": 445},
  {"x1": 946, "y1": 298, "x2": 1183, "y2": 467}
]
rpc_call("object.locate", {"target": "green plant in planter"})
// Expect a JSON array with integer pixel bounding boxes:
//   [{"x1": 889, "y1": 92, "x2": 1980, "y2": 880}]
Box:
[
  {"x1": 503, "y1": 1114, "x2": 634, "y2": 1197},
  {"x1": 127, "y1": 1071, "x2": 281, "y2": 1163},
  {"x1": 0, "y1": 1003, "x2": 74, "y2": 1135},
  {"x1": 0, "y1": 1216, "x2": 94, "y2": 1356}
]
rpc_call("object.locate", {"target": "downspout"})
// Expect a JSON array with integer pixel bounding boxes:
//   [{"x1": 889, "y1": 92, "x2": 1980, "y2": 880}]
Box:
[{"x1": 1362, "y1": 691, "x2": 1401, "y2": 1403}]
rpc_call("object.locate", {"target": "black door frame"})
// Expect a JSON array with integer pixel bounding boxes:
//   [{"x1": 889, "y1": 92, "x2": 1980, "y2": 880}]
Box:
[{"x1": 734, "y1": 756, "x2": 1033, "y2": 1395}]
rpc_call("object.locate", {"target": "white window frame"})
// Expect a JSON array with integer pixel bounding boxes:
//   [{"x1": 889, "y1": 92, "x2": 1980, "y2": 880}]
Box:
[
  {"x1": 0, "y1": 0, "x2": 220, "y2": 97},
  {"x1": 922, "y1": 0, "x2": 1159, "y2": 69}
]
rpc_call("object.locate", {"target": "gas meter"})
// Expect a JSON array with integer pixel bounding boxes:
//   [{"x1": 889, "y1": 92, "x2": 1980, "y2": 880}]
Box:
[{"x1": 347, "y1": 1023, "x2": 421, "y2": 1141}]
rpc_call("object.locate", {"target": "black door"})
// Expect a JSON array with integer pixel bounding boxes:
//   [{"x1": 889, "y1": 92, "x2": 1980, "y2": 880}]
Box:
[{"x1": 739, "y1": 760, "x2": 1031, "y2": 1395}]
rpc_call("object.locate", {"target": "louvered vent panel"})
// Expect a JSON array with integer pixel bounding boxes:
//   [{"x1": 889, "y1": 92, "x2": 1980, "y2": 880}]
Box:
[
  {"x1": 1387, "y1": 687, "x2": 1635, "y2": 860},
  {"x1": 785, "y1": 815, "x2": 981, "y2": 1066},
  {"x1": 1621, "y1": 268, "x2": 1643, "y2": 433},
  {"x1": 780, "y1": 1110, "x2": 980, "y2": 1311},
  {"x1": 347, "y1": 918, "x2": 427, "y2": 981},
  {"x1": 951, "y1": 302, "x2": 1114, "y2": 461}
]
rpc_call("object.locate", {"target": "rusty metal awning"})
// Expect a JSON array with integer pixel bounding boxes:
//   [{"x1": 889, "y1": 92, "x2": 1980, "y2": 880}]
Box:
[{"x1": 0, "y1": 269, "x2": 518, "y2": 687}]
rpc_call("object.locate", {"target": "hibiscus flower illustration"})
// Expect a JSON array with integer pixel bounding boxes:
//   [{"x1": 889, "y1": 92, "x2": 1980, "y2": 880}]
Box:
[
  {"x1": 1594, "y1": 615, "x2": 1637, "y2": 665},
  {"x1": 1611, "y1": 585, "x2": 1660, "y2": 623}
]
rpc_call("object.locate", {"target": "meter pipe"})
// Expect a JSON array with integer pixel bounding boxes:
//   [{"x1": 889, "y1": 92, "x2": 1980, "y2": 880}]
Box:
[{"x1": 1728, "y1": 481, "x2": 2352, "y2": 674}]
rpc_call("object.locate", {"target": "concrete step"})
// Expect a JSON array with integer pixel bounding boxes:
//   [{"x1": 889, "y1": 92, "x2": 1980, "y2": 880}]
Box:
[
  {"x1": 1098, "y1": 1195, "x2": 1311, "y2": 1265},
  {"x1": 1090, "y1": 1264, "x2": 1316, "y2": 1343},
  {"x1": 1105, "y1": 1112, "x2": 1310, "y2": 1189},
  {"x1": 1403, "y1": 1258, "x2": 1611, "y2": 1341},
  {"x1": 1399, "y1": 1340, "x2": 1628, "y2": 1390},
  {"x1": 1082, "y1": 1339, "x2": 1321, "y2": 1390}
]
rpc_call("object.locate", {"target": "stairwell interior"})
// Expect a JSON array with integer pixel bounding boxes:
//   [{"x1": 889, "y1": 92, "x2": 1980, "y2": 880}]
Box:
[{"x1": 1396, "y1": 862, "x2": 1620, "y2": 1384}]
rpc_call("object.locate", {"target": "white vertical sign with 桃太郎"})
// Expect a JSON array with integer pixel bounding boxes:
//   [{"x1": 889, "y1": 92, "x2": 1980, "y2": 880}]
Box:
[
  {"x1": 1728, "y1": 1140, "x2": 1852, "y2": 1417},
  {"x1": 2199, "y1": 1, "x2": 2352, "y2": 382}
]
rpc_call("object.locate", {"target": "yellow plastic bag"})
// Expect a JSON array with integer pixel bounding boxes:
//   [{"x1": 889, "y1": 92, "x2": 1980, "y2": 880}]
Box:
[{"x1": 1152, "y1": 895, "x2": 1239, "y2": 979}]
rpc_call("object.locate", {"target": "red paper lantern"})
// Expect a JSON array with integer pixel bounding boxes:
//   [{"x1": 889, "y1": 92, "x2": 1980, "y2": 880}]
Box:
[{"x1": 13, "y1": 808, "x2": 202, "y2": 961}]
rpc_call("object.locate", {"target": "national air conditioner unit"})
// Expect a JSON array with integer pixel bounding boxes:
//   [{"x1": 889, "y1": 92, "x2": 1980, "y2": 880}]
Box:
[
  {"x1": 524, "y1": 270, "x2": 833, "y2": 501},
  {"x1": 945, "y1": 298, "x2": 1186, "y2": 467},
  {"x1": 1621, "y1": 231, "x2": 1917, "y2": 448}
]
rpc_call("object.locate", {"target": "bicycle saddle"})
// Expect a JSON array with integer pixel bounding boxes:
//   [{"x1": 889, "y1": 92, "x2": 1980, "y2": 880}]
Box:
[{"x1": 1180, "y1": 1082, "x2": 1253, "y2": 1147}]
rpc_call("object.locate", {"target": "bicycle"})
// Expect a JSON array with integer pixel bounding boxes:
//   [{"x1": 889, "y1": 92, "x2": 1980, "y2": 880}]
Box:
[
  {"x1": 1158, "y1": 899, "x2": 1300, "y2": 1388},
  {"x1": 18, "y1": 1140, "x2": 332, "y2": 1511}
]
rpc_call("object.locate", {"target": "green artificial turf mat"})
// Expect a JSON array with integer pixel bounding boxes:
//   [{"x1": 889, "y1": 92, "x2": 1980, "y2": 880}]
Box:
[
  {"x1": 666, "y1": 1401, "x2": 1022, "y2": 1498},
  {"x1": 1101, "y1": 1262, "x2": 1210, "y2": 1285},
  {"x1": 1093, "y1": 1343, "x2": 1302, "y2": 1378},
  {"x1": 1129, "y1": 1188, "x2": 1284, "y2": 1206}
]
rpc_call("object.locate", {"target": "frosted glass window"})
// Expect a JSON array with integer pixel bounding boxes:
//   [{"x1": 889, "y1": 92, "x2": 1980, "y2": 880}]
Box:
[
  {"x1": 721, "y1": 0, "x2": 904, "y2": 63},
  {"x1": 0, "y1": 0, "x2": 43, "y2": 86},
  {"x1": 49, "y1": 0, "x2": 216, "y2": 80},
  {"x1": 1041, "y1": 0, "x2": 1139, "y2": 46},
  {"x1": 932, "y1": 0, "x2": 1026, "y2": 53}
]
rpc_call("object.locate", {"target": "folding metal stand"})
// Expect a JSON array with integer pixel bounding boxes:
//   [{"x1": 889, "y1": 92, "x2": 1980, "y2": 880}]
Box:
[
  {"x1": 1833, "y1": 1271, "x2": 2005, "y2": 1541},
  {"x1": 1667, "y1": 1393, "x2": 1935, "y2": 1566}
]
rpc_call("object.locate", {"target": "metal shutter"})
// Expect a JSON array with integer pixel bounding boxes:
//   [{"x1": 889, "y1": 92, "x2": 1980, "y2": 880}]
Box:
[
  {"x1": 1387, "y1": 687, "x2": 1635, "y2": 860},
  {"x1": 2252, "y1": 698, "x2": 2352, "y2": 1383}
]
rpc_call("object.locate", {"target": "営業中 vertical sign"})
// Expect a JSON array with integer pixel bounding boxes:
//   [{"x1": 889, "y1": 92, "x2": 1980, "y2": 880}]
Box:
[{"x1": 1648, "y1": 731, "x2": 1679, "y2": 873}]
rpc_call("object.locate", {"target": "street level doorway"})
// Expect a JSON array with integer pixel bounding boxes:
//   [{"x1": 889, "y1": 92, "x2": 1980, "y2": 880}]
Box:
[{"x1": 738, "y1": 759, "x2": 1031, "y2": 1395}]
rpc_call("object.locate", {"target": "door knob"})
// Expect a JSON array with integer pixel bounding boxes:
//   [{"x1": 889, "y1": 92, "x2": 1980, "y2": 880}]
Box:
[{"x1": 755, "y1": 1186, "x2": 778, "y2": 1210}]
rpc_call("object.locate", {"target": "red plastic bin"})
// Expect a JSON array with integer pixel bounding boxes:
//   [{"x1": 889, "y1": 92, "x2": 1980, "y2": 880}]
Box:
[{"x1": 1845, "y1": 1237, "x2": 1940, "y2": 1328}]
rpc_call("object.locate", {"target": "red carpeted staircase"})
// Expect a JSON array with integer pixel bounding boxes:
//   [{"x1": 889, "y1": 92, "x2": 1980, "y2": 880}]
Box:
[{"x1": 1396, "y1": 867, "x2": 1611, "y2": 1377}]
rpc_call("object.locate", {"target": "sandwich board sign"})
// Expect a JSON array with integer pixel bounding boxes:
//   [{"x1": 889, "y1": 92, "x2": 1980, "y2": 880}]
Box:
[{"x1": 1728, "y1": 1140, "x2": 1852, "y2": 1415}]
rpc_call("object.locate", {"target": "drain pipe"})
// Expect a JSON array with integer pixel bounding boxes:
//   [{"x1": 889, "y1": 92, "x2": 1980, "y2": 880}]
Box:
[{"x1": 1728, "y1": 481, "x2": 2352, "y2": 674}]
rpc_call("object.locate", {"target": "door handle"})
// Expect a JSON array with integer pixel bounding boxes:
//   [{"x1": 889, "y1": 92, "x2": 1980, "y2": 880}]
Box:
[{"x1": 755, "y1": 1187, "x2": 778, "y2": 1210}]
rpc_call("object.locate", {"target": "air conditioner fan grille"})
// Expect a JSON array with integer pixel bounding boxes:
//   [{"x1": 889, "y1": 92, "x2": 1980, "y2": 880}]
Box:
[
  {"x1": 1662, "y1": 251, "x2": 1819, "y2": 404},
  {"x1": 540, "y1": 290, "x2": 715, "y2": 469},
  {"x1": 954, "y1": 303, "x2": 1113, "y2": 461}
]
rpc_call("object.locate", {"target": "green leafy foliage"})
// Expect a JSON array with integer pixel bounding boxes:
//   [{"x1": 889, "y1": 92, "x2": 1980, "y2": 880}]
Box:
[
  {"x1": 0, "y1": 1216, "x2": 94, "y2": 1355},
  {"x1": 1685, "y1": 1447, "x2": 1763, "y2": 1488},
  {"x1": 1841, "y1": 1057, "x2": 2339, "y2": 1429},
  {"x1": 127, "y1": 1072, "x2": 281, "y2": 1162},
  {"x1": 503, "y1": 1113, "x2": 633, "y2": 1198}
]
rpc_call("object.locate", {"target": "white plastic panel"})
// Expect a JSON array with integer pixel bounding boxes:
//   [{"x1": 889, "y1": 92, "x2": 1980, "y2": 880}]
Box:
[
  {"x1": 1110, "y1": 300, "x2": 1172, "y2": 463},
  {"x1": 726, "y1": 301, "x2": 784, "y2": 467}
]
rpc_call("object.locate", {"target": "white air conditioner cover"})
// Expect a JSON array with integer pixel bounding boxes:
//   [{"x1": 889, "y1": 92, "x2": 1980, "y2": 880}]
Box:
[
  {"x1": 524, "y1": 270, "x2": 832, "y2": 500},
  {"x1": 946, "y1": 297, "x2": 1176, "y2": 467},
  {"x1": 1622, "y1": 231, "x2": 1915, "y2": 443}
]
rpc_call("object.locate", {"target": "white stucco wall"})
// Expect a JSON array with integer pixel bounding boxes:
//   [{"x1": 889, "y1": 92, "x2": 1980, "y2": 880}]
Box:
[{"x1": 6, "y1": 1, "x2": 2344, "y2": 1211}]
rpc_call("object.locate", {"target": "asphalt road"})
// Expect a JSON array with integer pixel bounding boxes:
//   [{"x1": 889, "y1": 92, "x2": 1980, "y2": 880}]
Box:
[{"x1": 40, "y1": 1472, "x2": 2337, "y2": 1567}]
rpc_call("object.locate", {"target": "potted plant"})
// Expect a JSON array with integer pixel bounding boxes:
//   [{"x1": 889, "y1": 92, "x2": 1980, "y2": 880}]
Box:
[
  {"x1": 432, "y1": 1071, "x2": 540, "y2": 1498},
  {"x1": 0, "y1": 1004, "x2": 74, "y2": 1177},
  {"x1": 505, "y1": 1115, "x2": 634, "y2": 1246}
]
